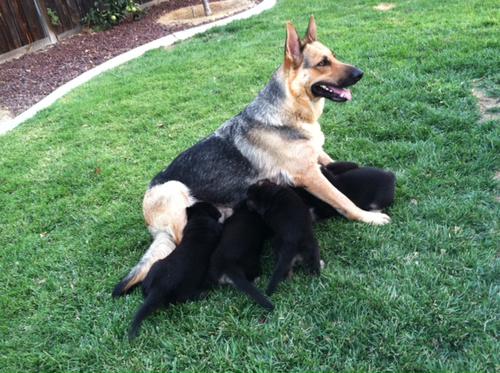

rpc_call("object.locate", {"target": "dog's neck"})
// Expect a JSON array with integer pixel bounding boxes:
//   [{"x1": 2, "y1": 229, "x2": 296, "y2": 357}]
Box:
[
  {"x1": 244, "y1": 67, "x2": 324, "y2": 127},
  {"x1": 281, "y1": 66, "x2": 325, "y2": 124}
]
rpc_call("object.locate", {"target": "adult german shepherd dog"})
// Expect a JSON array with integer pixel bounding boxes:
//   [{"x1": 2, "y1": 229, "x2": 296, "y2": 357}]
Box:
[{"x1": 113, "y1": 16, "x2": 391, "y2": 297}]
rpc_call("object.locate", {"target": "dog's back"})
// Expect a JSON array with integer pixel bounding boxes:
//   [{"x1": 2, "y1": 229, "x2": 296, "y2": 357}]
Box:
[
  {"x1": 129, "y1": 202, "x2": 222, "y2": 339},
  {"x1": 210, "y1": 204, "x2": 273, "y2": 311}
]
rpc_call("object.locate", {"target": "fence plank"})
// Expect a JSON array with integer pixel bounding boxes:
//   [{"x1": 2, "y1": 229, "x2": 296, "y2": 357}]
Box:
[
  {"x1": 0, "y1": 0, "x2": 47, "y2": 53},
  {"x1": 20, "y1": 0, "x2": 47, "y2": 41},
  {"x1": 0, "y1": 0, "x2": 122, "y2": 55},
  {"x1": 7, "y1": 2, "x2": 30, "y2": 46},
  {"x1": 0, "y1": 2, "x2": 22, "y2": 52}
]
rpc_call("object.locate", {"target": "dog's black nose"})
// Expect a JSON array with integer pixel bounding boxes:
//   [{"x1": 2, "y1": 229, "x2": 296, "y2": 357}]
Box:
[{"x1": 351, "y1": 68, "x2": 364, "y2": 83}]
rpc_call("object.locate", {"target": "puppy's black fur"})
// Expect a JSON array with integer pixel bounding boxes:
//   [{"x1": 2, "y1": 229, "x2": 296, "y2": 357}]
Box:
[
  {"x1": 129, "y1": 202, "x2": 222, "y2": 340},
  {"x1": 209, "y1": 204, "x2": 274, "y2": 311},
  {"x1": 294, "y1": 162, "x2": 396, "y2": 221},
  {"x1": 247, "y1": 181, "x2": 321, "y2": 296}
]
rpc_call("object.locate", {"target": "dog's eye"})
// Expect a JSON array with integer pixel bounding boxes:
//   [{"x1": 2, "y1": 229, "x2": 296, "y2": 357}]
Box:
[{"x1": 316, "y1": 57, "x2": 330, "y2": 67}]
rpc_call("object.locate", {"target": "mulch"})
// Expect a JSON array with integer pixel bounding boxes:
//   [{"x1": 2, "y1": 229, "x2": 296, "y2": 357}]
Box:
[{"x1": 0, "y1": 0, "x2": 256, "y2": 116}]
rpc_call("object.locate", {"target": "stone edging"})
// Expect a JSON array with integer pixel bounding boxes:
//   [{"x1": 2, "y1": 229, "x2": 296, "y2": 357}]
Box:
[{"x1": 0, "y1": 0, "x2": 277, "y2": 135}]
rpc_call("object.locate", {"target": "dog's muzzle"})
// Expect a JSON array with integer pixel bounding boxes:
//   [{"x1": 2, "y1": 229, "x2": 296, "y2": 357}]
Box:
[{"x1": 311, "y1": 68, "x2": 364, "y2": 102}]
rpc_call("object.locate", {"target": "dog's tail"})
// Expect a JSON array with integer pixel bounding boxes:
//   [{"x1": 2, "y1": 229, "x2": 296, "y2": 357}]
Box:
[
  {"x1": 129, "y1": 292, "x2": 161, "y2": 340},
  {"x1": 112, "y1": 231, "x2": 176, "y2": 297},
  {"x1": 112, "y1": 181, "x2": 194, "y2": 297},
  {"x1": 226, "y1": 269, "x2": 274, "y2": 311}
]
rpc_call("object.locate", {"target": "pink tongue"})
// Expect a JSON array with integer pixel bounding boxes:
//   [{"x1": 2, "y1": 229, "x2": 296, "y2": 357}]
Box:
[{"x1": 331, "y1": 87, "x2": 352, "y2": 101}]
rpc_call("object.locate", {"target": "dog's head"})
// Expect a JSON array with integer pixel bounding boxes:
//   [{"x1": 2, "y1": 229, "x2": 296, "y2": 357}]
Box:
[
  {"x1": 246, "y1": 180, "x2": 282, "y2": 216},
  {"x1": 284, "y1": 16, "x2": 363, "y2": 104},
  {"x1": 186, "y1": 202, "x2": 221, "y2": 221}
]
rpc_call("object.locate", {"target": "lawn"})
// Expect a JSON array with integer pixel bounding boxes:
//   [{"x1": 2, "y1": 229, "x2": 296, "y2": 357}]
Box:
[{"x1": 0, "y1": 0, "x2": 498, "y2": 371}]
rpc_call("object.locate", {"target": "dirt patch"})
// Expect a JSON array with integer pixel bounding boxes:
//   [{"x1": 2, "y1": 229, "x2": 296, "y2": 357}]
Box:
[
  {"x1": 158, "y1": 0, "x2": 255, "y2": 27},
  {"x1": 472, "y1": 86, "x2": 500, "y2": 123},
  {"x1": 374, "y1": 3, "x2": 396, "y2": 11}
]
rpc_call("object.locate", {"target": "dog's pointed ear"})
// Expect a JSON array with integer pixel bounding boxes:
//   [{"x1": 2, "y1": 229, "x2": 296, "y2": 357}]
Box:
[
  {"x1": 284, "y1": 22, "x2": 303, "y2": 69},
  {"x1": 305, "y1": 15, "x2": 317, "y2": 43}
]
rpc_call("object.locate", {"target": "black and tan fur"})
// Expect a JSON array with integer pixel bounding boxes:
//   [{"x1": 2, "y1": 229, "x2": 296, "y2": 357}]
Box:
[{"x1": 113, "y1": 16, "x2": 391, "y2": 296}]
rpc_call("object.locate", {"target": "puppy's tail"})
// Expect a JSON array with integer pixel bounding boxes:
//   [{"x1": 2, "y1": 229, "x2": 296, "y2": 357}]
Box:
[
  {"x1": 226, "y1": 269, "x2": 274, "y2": 311},
  {"x1": 112, "y1": 181, "x2": 194, "y2": 297},
  {"x1": 129, "y1": 293, "x2": 161, "y2": 340}
]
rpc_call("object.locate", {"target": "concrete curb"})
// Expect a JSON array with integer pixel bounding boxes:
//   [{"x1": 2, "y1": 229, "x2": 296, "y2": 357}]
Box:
[{"x1": 0, "y1": 0, "x2": 277, "y2": 136}]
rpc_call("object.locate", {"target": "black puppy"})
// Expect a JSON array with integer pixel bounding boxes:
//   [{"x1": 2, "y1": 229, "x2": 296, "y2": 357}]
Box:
[
  {"x1": 294, "y1": 162, "x2": 396, "y2": 221},
  {"x1": 128, "y1": 202, "x2": 222, "y2": 340},
  {"x1": 247, "y1": 181, "x2": 321, "y2": 296},
  {"x1": 209, "y1": 204, "x2": 274, "y2": 311}
]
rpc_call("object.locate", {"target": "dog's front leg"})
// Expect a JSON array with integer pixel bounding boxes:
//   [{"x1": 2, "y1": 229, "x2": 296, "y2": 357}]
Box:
[
  {"x1": 297, "y1": 166, "x2": 391, "y2": 225},
  {"x1": 318, "y1": 150, "x2": 334, "y2": 166}
]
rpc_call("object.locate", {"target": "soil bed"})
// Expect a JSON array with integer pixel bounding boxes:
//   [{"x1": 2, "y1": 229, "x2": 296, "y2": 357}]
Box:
[{"x1": 0, "y1": 0, "x2": 257, "y2": 117}]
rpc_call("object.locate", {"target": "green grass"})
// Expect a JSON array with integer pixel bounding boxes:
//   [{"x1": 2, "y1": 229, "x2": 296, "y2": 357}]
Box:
[{"x1": 0, "y1": 0, "x2": 499, "y2": 371}]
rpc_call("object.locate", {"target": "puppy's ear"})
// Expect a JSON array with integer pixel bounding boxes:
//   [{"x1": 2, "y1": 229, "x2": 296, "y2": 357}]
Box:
[
  {"x1": 207, "y1": 205, "x2": 221, "y2": 221},
  {"x1": 256, "y1": 179, "x2": 273, "y2": 187},
  {"x1": 304, "y1": 15, "x2": 317, "y2": 44},
  {"x1": 186, "y1": 202, "x2": 205, "y2": 219},
  {"x1": 190, "y1": 202, "x2": 221, "y2": 221},
  {"x1": 246, "y1": 199, "x2": 258, "y2": 212},
  {"x1": 325, "y1": 161, "x2": 359, "y2": 175},
  {"x1": 284, "y1": 22, "x2": 303, "y2": 70},
  {"x1": 186, "y1": 205, "x2": 195, "y2": 220}
]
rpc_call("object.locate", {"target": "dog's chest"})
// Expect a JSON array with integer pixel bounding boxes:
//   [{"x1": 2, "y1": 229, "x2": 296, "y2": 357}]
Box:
[
  {"x1": 300, "y1": 121, "x2": 325, "y2": 149},
  {"x1": 244, "y1": 122, "x2": 326, "y2": 184}
]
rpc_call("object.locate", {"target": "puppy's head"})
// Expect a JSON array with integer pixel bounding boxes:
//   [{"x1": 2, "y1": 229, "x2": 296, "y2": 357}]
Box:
[
  {"x1": 186, "y1": 202, "x2": 221, "y2": 221},
  {"x1": 284, "y1": 16, "x2": 363, "y2": 103},
  {"x1": 246, "y1": 180, "x2": 281, "y2": 215}
]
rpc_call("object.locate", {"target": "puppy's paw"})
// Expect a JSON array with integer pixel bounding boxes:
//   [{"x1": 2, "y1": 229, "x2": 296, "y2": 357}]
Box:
[
  {"x1": 320, "y1": 259, "x2": 325, "y2": 270},
  {"x1": 360, "y1": 211, "x2": 391, "y2": 225}
]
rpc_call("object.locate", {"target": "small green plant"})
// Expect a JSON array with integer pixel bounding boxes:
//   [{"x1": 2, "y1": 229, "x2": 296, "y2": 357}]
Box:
[
  {"x1": 82, "y1": 0, "x2": 141, "y2": 31},
  {"x1": 46, "y1": 7, "x2": 61, "y2": 27}
]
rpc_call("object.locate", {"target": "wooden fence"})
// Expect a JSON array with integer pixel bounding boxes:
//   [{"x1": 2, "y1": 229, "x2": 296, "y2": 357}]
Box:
[
  {"x1": 0, "y1": 0, "x2": 166, "y2": 59},
  {"x1": 0, "y1": 0, "x2": 93, "y2": 56}
]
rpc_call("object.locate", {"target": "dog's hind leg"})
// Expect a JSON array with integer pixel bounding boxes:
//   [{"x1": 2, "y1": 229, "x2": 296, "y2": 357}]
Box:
[
  {"x1": 226, "y1": 268, "x2": 274, "y2": 311},
  {"x1": 266, "y1": 249, "x2": 297, "y2": 296},
  {"x1": 303, "y1": 240, "x2": 321, "y2": 275},
  {"x1": 113, "y1": 181, "x2": 195, "y2": 297}
]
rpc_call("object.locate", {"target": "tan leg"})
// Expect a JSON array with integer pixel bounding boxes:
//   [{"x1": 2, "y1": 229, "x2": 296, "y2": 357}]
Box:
[
  {"x1": 112, "y1": 181, "x2": 194, "y2": 297},
  {"x1": 299, "y1": 166, "x2": 391, "y2": 225}
]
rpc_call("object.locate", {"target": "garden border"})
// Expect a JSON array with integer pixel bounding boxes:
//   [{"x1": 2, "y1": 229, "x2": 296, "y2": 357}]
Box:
[{"x1": 0, "y1": 0, "x2": 276, "y2": 135}]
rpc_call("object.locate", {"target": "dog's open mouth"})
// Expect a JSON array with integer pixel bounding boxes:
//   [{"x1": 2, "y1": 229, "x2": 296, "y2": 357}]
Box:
[{"x1": 311, "y1": 82, "x2": 352, "y2": 102}]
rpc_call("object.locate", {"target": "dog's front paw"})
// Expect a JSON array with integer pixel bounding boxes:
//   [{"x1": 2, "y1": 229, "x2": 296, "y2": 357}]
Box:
[
  {"x1": 320, "y1": 259, "x2": 325, "y2": 270},
  {"x1": 360, "y1": 211, "x2": 391, "y2": 225}
]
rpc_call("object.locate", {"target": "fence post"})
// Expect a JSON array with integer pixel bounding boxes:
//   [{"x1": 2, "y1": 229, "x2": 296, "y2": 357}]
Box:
[
  {"x1": 32, "y1": 0, "x2": 57, "y2": 44},
  {"x1": 202, "y1": 0, "x2": 212, "y2": 16}
]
